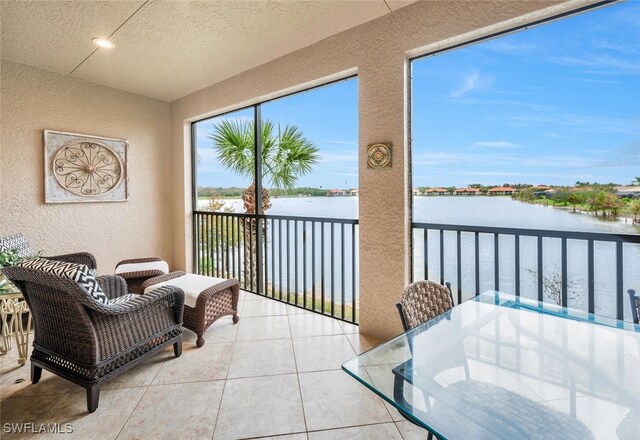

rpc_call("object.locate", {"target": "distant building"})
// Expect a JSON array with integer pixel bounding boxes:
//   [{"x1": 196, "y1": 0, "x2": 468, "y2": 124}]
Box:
[
  {"x1": 413, "y1": 188, "x2": 423, "y2": 196},
  {"x1": 425, "y1": 188, "x2": 449, "y2": 196},
  {"x1": 615, "y1": 186, "x2": 640, "y2": 199},
  {"x1": 328, "y1": 189, "x2": 347, "y2": 196},
  {"x1": 454, "y1": 188, "x2": 480, "y2": 196},
  {"x1": 488, "y1": 186, "x2": 517, "y2": 196},
  {"x1": 349, "y1": 189, "x2": 358, "y2": 196}
]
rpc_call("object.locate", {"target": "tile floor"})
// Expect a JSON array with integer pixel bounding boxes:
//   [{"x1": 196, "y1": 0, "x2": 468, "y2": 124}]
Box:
[{"x1": 0, "y1": 291, "x2": 428, "y2": 439}]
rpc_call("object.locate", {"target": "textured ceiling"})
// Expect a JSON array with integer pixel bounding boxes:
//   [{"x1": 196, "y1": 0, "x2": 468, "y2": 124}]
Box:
[{"x1": 1, "y1": 0, "x2": 418, "y2": 101}]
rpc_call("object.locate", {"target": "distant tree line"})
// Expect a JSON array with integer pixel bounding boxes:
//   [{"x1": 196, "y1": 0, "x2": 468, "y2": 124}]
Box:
[
  {"x1": 512, "y1": 183, "x2": 640, "y2": 223},
  {"x1": 197, "y1": 186, "x2": 329, "y2": 199}
]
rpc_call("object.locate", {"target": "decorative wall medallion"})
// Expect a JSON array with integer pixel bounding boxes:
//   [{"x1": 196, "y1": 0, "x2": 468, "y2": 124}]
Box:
[
  {"x1": 44, "y1": 130, "x2": 128, "y2": 203},
  {"x1": 367, "y1": 142, "x2": 392, "y2": 169}
]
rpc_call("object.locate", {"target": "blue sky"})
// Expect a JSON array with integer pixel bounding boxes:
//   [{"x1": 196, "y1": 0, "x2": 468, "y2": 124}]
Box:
[
  {"x1": 196, "y1": 0, "x2": 639, "y2": 190},
  {"x1": 195, "y1": 79, "x2": 358, "y2": 189}
]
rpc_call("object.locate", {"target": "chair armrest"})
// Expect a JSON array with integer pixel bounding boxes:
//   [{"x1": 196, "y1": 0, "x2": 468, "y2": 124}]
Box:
[
  {"x1": 45, "y1": 252, "x2": 97, "y2": 270},
  {"x1": 86, "y1": 285, "x2": 184, "y2": 320},
  {"x1": 115, "y1": 257, "x2": 162, "y2": 267},
  {"x1": 140, "y1": 271, "x2": 186, "y2": 291},
  {"x1": 96, "y1": 275, "x2": 128, "y2": 300}
]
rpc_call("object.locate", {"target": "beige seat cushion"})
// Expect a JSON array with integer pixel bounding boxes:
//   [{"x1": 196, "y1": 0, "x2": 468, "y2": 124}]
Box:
[{"x1": 144, "y1": 273, "x2": 229, "y2": 308}]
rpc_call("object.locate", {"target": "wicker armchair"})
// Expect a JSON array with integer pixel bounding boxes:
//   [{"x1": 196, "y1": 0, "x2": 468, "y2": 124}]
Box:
[
  {"x1": 629, "y1": 289, "x2": 639, "y2": 324},
  {"x1": 397, "y1": 280, "x2": 454, "y2": 331},
  {"x1": 3, "y1": 253, "x2": 184, "y2": 413}
]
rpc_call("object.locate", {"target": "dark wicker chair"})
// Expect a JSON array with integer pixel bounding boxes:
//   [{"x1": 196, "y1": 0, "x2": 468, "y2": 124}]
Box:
[
  {"x1": 397, "y1": 280, "x2": 454, "y2": 331},
  {"x1": 395, "y1": 280, "x2": 456, "y2": 440},
  {"x1": 3, "y1": 252, "x2": 184, "y2": 413},
  {"x1": 628, "y1": 289, "x2": 639, "y2": 324}
]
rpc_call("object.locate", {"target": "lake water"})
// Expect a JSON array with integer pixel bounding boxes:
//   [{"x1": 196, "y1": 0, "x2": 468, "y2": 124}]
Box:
[{"x1": 197, "y1": 196, "x2": 639, "y2": 320}]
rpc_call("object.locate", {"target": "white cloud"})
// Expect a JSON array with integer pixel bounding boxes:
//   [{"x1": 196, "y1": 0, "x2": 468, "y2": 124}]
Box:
[
  {"x1": 451, "y1": 71, "x2": 481, "y2": 98},
  {"x1": 472, "y1": 141, "x2": 520, "y2": 149}
]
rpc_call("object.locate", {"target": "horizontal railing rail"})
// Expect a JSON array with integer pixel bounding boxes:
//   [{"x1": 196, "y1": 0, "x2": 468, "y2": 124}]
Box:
[
  {"x1": 193, "y1": 210, "x2": 359, "y2": 323},
  {"x1": 412, "y1": 222, "x2": 640, "y2": 321}
]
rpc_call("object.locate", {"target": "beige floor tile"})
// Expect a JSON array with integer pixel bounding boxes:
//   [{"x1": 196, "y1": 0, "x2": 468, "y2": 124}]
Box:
[
  {"x1": 243, "y1": 291, "x2": 263, "y2": 301},
  {"x1": 0, "y1": 364, "x2": 74, "y2": 399},
  {"x1": 288, "y1": 314, "x2": 344, "y2": 338},
  {"x1": 395, "y1": 421, "x2": 432, "y2": 439},
  {"x1": 241, "y1": 298, "x2": 288, "y2": 317},
  {"x1": 293, "y1": 335, "x2": 356, "y2": 373},
  {"x1": 299, "y1": 370, "x2": 392, "y2": 431},
  {"x1": 0, "y1": 393, "x2": 63, "y2": 439},
  {"x1": 118, "y1": 381, "x2": 224, "y2": 440},
  {"x1": 236, "y1": 316, "x2": 291, "y2": 341},
  {"x1": 152, "y1": 342, "x2": 233, "y2": 385},
  {"x1": 345, "y1": 333, "x2": 383, "y2": 354},
  {"x1": 308, "y1": 423, "x2": 404, "y2": 440},
  {"x1": 286, "y1": 304, "x2": 313, "y2": 315},
  {"x1": 228, "y1": 339, "x2": 296, "y2": 378},
  {"x1": 186, "y1": 316, "x2": 240, "y2": 344},
  {"x1": 22, "y1": 387, "x2": 146, "y2": 440},
  {"x1": 339, "y1": 321, "x2": 360, "y2": 334},
  {"x1": 102, "y1": 350, "x2": 170, "y2": 390},
  {"x1": 246, "y1": 434, "x2": 307, "y2": 440},
  {"x1": 213, "y1": 374, "x2": 305, "y2": 440}
]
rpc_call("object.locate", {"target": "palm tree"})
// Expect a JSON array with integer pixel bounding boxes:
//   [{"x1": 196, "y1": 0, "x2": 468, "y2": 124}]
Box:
[
  {"x1": 631, "y1": 176, "x2": 640, "y2": 186},
  {"x1": 208, "y1": 118, "x2": 319, "y2": 290},
  {"x1": 209, "y1": 119, "x2": 319, "y2": 214}
]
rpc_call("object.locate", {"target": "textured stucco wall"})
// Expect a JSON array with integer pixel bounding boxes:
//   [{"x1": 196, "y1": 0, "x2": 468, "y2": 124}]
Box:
[
  {"x1": 0, "y1": 61, "x2": 173, "y2": 273},
  {"x1": 170, "y1": 0, "x2": 587, "y2": 339}
]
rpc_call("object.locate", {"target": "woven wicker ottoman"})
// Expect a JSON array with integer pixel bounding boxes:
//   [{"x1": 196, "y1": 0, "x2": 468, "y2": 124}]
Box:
[{"x1": 142, "y1": 272, "x2": 239, "y2": 348}]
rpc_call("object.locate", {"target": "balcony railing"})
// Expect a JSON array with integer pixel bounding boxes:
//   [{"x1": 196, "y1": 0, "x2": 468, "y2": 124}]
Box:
[
  {"x1": 193, "y1": 210, "x2": 359, "y2": 323},
  {"x1": 412, "y1": 222, "x2": 640, "y2": 321}
]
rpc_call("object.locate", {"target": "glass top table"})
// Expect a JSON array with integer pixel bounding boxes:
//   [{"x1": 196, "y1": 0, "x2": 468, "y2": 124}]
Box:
[{"x1": 342, "y1": 291, "x2": 640, "y2": 440}]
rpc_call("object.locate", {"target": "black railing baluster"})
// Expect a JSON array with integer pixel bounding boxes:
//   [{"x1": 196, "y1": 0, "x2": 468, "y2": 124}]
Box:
[
  {"x1": 224, "y1": 215, "x2": 231, "y2": 278},
  {"x1": 561, "y1": 237, "x2": 568, "y2": 307},
  {"x1": 303, "y1": 221, "x2": 307, "y2": 309},
  {"x1": 286, "y1": 219, "x2": 291, "y2": 303},
  {"x1": 494, "y1": 233, "x2": 499, "y2": 291},
  {"x1": 279, "y1": 219, "x2": 283, "y2": 301},
  {"x1": 263, "y1": 218, "x2": 268, "y2": 297},
  {"x1": 352, "y1": 223, "x2": 356, "y2": 323},
  {"x1": 475, "y1": 232, "x2": 480, "y2": 295},
  {"x1": 295, "y1": 220, "x2": 299, "y2": 305},
  {"x1": 207, "y1": 214, "x2": 213, "y2": 277},
  {"x1": 588, "y1": 240, "x2": 594, "y2": 314},
  {"x1": 232, "y1": 216, "x2": 236, "y2": 279},
  {"x1": 515, "y1": 235, "x2": 520, "y2": 296},
  {"x1": 213, "y1": 214, "x2": 218, "y2": 277},
  {"x1": 271, "y1": 219, "x2": 276, "y2": 298},
  {"x1": 312, "y1": 221, "x2": 317, "y2": 312},
  {"x1": 249, "y1": 217, "x2": 254, "y2": 292},
  {"x1": 341, "y1": 223, "x2": 346, "y2": 320},
  {"x1": 321, "y1": 222, "x2": 325, "y2": 315},
  {"x1": 331, "y1": 222, "x2": 335, "y2": 317},
  {"x1": 440, "y1": 229, "x2": 444, "y2": 285},
  {"x1": 616, "y1": 241, "x2": 624, "y2": 321},
  {"x1": 456, "y1": 230, "x2": 462, "y2": 304},
  {"x1": 423, "y1": 229, "x2": 429, "y2": 281},
  {"x1": 537, "y1": 236, "x2": 543, "y2": 302}
]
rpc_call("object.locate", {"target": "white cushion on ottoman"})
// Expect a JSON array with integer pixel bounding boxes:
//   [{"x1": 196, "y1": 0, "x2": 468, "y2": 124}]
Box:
[
  {"x1": 143, "y1": 273, "x2": 229, "y2": 308},
  {"x1": 115, "y1": 260, "x2": 169, "y2": 276}
]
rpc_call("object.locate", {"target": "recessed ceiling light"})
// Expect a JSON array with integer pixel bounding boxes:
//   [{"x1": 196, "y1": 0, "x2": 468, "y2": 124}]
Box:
[{"x1": 92, "y1": 38, "x2": 115, "y2": 49}]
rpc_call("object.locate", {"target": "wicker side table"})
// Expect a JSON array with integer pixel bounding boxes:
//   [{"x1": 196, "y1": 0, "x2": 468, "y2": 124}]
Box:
[
  {"x1": 142, "y1": 273, "x2": 239, "y2": 347},
  {"x1": 0, "y1": 276, "x2": 31, "y2": 366}
]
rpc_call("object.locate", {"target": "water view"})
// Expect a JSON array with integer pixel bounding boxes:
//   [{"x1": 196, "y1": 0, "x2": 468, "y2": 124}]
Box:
[{"x1": 197, "y1": 195, "x2": 640, "y2": 320}]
